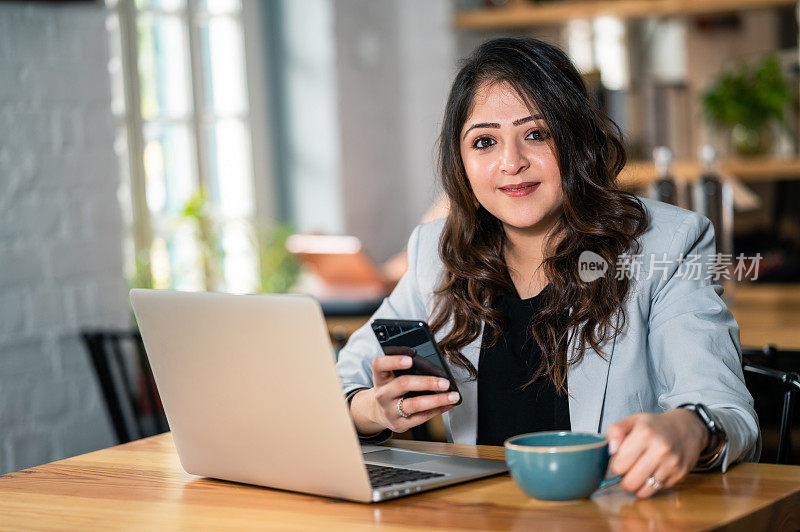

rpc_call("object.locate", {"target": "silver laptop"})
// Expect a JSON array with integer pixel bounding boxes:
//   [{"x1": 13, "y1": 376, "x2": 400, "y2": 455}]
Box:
[{"x1": 129, "y1": 289, "x2": 507, "y2": 503}]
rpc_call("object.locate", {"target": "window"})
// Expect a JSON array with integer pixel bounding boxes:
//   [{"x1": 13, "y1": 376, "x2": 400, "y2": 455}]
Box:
[{"x1": 106, "y1": 0, "x2": 258, "y2": 293}]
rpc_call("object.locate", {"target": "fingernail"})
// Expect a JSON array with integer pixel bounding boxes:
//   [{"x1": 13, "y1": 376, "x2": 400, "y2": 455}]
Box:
[
  {"x1": 448, "y1": 392, "x2": 460, "y2": 403},
  {"x1": 401, "y1": 357, "x2": 412, "y2": 367},
  {"x1": 438, "y1": 379, "x2": 449, "y2": 390},
  {"x1": 608, "y1": 439, "x2": 619, "y2": 455}
]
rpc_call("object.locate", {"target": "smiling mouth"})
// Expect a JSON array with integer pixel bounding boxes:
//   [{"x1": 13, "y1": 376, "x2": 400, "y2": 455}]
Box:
[{"x1": 499, "y1": 182, "x2": 540, "y2": 191}]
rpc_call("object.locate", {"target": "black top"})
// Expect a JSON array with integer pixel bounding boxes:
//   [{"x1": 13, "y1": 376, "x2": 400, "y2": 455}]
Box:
[{"x1": 476, "y1": 283, "x2": 571, "y2": 446}]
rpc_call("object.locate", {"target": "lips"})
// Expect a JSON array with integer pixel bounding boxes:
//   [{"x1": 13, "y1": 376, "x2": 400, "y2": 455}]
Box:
[
  {"x1": 499, "y1": 182, "x2": 540, "y2": 197},
  {"x1": 499, "y1": 182, "x2": 540, "y2": 191}
]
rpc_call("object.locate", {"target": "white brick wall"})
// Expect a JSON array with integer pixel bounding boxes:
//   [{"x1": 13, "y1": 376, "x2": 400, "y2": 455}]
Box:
[{"x1": 0, "y1": 3, "x2": 128, "y2": 474}]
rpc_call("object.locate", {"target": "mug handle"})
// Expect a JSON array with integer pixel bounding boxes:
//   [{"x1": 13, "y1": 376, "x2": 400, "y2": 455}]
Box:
[
  {"x1": 599, "y1": 475, "x2": 622, "y2": 489},
  {"x1": 599, "y1": 445, "x2": 622, "y2": 489}
]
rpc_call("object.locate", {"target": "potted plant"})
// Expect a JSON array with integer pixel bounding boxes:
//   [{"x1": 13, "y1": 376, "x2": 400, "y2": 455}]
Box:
[
  {"x1": 179, "y1": 189, "x2": 300, "y2": 294},
  {"x1": 702, "y1": 56, "x2": 792, "y2": 157},
  {"x1": 257, "y1": 223, "x2": 301, "y2": 294},
  {"x1": 180, "y1": 188, "x2": 224, "y2": 291}
]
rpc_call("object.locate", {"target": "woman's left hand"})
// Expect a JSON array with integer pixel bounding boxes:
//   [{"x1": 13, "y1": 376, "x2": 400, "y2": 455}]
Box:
[{"x1": 606, "y1": 409, "x2": 709, "y2": 498}]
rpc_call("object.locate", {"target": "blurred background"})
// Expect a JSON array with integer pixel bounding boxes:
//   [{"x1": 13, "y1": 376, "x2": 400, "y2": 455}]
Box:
[{"x1": 1, "y1": 0, "x2": 800, "y2": 474}]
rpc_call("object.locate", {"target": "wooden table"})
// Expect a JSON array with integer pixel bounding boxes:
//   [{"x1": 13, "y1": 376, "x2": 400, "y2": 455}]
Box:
[{"x1": 3, "y1": 434, "x2": 800, "y2": 530}]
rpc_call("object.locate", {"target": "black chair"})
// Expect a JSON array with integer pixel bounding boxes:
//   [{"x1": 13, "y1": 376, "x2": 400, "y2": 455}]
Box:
[
  {"x1": 742, "y1": 345, "x2": 800, "y2": 465},
  {"x1": 82, "y1": 330, "x2": 168, "y2": 444}
]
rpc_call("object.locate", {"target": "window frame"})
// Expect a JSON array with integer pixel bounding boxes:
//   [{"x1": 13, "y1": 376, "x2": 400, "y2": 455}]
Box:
[{"x1": 108, "y1": 0, "x2": 263, "y2": 291}]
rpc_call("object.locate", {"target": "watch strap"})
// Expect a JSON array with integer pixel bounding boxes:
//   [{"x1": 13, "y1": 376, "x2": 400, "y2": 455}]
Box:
[
  {"x1": 345, "y1": 387, "x2": 393, "y2": 442},
  {"x1": 678, "y1": 403, "x2": 727, "y2": 470}
]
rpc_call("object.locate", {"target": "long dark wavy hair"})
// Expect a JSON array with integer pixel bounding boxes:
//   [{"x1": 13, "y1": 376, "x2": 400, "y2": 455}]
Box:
[{"x1": 429, "y1": 37, "x2": 648, "y2": 395}]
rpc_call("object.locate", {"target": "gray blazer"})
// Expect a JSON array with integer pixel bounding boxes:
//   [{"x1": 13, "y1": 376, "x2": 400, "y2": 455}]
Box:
[{"x1": 336, "y1": 198, "x2": 760, "y2": 470}]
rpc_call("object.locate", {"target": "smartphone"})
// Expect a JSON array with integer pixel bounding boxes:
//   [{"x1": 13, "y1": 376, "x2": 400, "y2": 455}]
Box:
[{"x1": 370, "y1": 318, "x2": 462, "y2": 405}]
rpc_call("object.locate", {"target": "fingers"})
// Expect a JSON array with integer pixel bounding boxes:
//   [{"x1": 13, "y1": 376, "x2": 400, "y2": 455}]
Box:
[
  {"x1": 621, "y1": 444, "x2": 669, "y2": 496},
  {"x1": 609, "y1": 413, "x2": 694, "y2": 499},
  {"x1": 380, "y1": 346, "x2": 417, "y2": 357},
  {"x1": 609, "y1": 423, "x2": 649, "y2": 476},
  {"x1": 384, "y1": 374, "x2": 451, "y2": 397},
  {"x1": 406, "y1": 404, "x2": 455, "y2": 426},
  {"x1": 391, "y1": 403, "x2": 455, "y2": 434},
  {"x1": 637, "y1": 454, "x2": 686, "y2": 499},
  {"x1": 399, "y1": 391, "x2": 460, "y2": 416},
  {"x1": 369, "y1": 353, "x2": 462, "y2": 433},
  {"x1": 607, "y1": 415, "x2": 638, "y2": 455},
  {"x1": 626, "y1": 442, "x2": 689, "y2": 499},
  {"x1": 371, "y1": 355, "x2": 412, "y2": 386}
]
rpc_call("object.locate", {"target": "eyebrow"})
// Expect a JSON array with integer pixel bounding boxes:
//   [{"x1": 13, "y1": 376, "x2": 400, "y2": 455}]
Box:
[{"x1": 462, "y1": 114, "x2": 543, "y2": 140}]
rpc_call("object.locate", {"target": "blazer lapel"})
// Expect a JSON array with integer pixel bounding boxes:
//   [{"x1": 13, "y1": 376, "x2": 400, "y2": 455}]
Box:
[
  {"x1": 567, "y1": 309, "x2": 620, "y2": 433},
  {"x1": 438, "y1": 322, "x2": 483, "y2": 444}
]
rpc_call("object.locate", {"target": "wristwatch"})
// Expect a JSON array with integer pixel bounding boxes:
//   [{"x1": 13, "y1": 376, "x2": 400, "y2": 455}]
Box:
[{"x1": 678, "y1": 403, "x2": 727, "y2": 469}]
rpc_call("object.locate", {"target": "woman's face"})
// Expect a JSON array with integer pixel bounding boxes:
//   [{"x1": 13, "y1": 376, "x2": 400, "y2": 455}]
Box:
[{"x1": 459, "y1": 81, "x2": 563, "y2": 235}]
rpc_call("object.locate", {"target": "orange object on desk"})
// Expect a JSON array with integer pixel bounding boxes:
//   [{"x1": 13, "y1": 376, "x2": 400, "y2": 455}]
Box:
[{"x1": 287, "y1": 234, "x2": 394, "y2": 299}]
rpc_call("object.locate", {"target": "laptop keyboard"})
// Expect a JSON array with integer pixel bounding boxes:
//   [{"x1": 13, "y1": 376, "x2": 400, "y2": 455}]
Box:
[{"x1": 366, "y1": 463, "x2": 445, "y2": 488}]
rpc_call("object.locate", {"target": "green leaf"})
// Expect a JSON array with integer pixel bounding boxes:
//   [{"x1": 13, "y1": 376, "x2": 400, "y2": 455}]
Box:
[{"x1": 701, "y1": 55, "x2": 792, "y2": 130}]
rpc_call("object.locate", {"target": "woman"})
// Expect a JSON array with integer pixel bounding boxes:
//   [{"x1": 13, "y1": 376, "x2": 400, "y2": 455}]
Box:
[{"x1": 336, "y1": 37, "x2": 759, "y2": 499}]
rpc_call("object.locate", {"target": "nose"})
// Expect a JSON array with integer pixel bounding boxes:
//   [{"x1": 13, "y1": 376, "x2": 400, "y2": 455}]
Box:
[{"x1": 499, "y1": 140, "x2": 529, "y2": 175}]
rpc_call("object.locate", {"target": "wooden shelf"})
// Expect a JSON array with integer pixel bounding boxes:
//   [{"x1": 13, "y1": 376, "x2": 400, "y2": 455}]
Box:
[
  {"x1": 456, "y1": 0, "x2": 796, "y2": 30},
  {"x1": 730, "y1": 282, "x2": 800, "y2": 349},
  {"x1": 618, "y1": 157, "x2": 800, "y2": 187}
]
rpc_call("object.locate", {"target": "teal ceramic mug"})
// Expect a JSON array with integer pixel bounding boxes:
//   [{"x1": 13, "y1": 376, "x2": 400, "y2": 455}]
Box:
[{"x1": 504, "y1": 431, "x2": 622, "y2": 501}]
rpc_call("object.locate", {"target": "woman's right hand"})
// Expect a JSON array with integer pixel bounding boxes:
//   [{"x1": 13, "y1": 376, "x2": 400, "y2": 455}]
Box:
[{"x1": 349, "y1": 353, "x2": 461, "y2": 435}]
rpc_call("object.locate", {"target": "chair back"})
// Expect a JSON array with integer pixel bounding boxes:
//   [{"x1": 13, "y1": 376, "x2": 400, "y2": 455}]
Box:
[
  {"x1": 742, "y1": 345, "x2": 800, "y2": 465},
  {"x1": 82, "y1": 329, "x2": 169, "y2": 444}
]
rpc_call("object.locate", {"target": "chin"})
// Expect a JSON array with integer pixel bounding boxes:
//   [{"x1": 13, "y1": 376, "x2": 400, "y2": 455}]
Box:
[
  {"x1": 495, "y1": 206, "x2": 560, "y2": 232},
  {"x1": 503, "y1": 218, "x2": 548, "y2": 231},
  {"x1": 490, "y1": 210, "x2": 542, "y2": 228}
]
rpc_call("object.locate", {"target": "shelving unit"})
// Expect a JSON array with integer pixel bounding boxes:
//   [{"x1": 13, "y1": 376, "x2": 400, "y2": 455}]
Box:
[
  {"x1": 456, "y1": 0, "x2": 797, "y2": 30},
  {"x1": 619, "y1": 157, "x2": 800, "y2": 187},
  {"x1": 455, "y1": 1, "x2": 800, "y2": 189}
]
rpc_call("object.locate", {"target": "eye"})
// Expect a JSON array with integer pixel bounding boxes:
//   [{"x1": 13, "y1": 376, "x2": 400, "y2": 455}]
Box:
[
  {"x1": 472, "y1": 136, "x2": 496, "y2": 150},
  {"x1": 527, "y1": 128, "x2": 550, "y2": 142}
]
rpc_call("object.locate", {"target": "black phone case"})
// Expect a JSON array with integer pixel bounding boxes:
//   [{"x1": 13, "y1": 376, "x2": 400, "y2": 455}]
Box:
[{"x1": 370, "y1": 318, "x2": 462, "y2": 405}]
